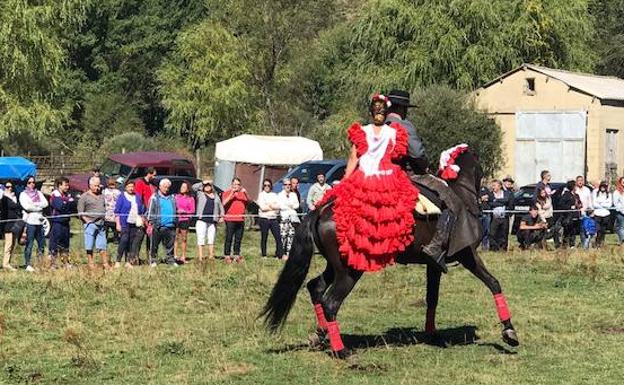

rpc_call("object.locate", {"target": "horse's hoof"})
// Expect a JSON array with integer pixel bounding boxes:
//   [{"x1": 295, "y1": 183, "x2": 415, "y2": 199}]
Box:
[
  {"x1": 502, "y1": 328, "x2": 519, "y2": 347},
  {"x1": 308, "y1": 330, "x2": 328, "y2": 350},
  {"x1": 332, "y1": 348, "x2": 353, "y2": 360}
]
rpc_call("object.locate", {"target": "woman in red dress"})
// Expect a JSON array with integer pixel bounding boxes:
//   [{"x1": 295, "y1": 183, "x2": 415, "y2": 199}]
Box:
[{"x1": 322, "y1": 94, "x2": 419, "y2": 272}]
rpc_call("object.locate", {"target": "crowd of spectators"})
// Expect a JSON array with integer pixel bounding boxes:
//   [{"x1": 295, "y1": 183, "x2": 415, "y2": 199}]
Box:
[
  {"x1": 3, "y1": 164, "x2": 620, "y2": 272},
  {"x1": 0, "y1": 169, "x2": 333, "y2": 272},
  {"x1": 479, "y1": 170, "x2": 623, "y2": 251}
]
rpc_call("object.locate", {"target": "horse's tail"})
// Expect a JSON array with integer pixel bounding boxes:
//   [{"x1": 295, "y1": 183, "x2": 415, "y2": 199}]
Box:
[{"x1": 260, "y1": 210, "x2": 317, "y2": 333}]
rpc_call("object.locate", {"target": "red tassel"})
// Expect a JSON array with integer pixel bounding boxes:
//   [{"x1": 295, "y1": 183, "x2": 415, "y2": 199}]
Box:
[
  {"x1": 313, "y1": 304, "x2": 328, "y2": 330},
  {"x1": 327, "y1": 321, "x2": 345, "y2": 352},
  {"x1": 425, "y1": 308, "x2": 436, "y2": 333},
  {"x1": 494, "y1": 293, "x2": 511, "y2": 321}
]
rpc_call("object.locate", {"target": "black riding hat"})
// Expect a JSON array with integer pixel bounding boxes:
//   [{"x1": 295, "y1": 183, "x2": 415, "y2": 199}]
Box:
[{"x1": 388, "y1": 89, "x2": 417, "y2": 108}]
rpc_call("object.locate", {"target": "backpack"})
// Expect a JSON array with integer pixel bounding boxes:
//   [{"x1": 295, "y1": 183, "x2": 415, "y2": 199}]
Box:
[{"x1": 581, "y1": 216, "x2": 597, "y2": 236}]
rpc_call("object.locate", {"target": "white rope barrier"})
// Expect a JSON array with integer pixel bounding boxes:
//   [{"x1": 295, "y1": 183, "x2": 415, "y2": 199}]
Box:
[{"x1": 0, "y1": 207, "x2": 618, "y2": 225}]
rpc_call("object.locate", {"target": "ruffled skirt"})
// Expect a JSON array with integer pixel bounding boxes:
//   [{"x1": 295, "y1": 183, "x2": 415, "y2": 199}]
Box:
[{"x1": 321, "y1": 167, "x2": 419, "y2": 272}]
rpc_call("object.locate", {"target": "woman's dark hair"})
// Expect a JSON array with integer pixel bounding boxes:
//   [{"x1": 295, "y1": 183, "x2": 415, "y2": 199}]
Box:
[
  {"x1": 263, "y1": 178, "x2": 273, "y2": 189},
  {"x1": 536, "y1": 187, "x2": 547, "y2": 204},
  {"x1": 124, "y1": 179, "x2": 135, "y2": 187},
  {"x1": 232, "y1": 177, "x2": 241, "y2": 183},
  {"x1": 179, "y1": 180, "x2": 191, "y2": 195},
  {"x1": 565, "y1": 180, "x2": 576, "y2": 191}
]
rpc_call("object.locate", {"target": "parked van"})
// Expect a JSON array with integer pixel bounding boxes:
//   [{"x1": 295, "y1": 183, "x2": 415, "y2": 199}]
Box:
[
  {"x1": 273, "y1": 160, "x2": 346, "y2": 210},
  {"x1": 68, "y1": 152, "x2": 196, "y2": 192}
]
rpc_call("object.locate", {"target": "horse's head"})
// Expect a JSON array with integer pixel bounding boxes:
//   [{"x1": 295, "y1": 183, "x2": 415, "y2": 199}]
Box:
[{"x1": 445, "y1": 149, "x2": 483, "y2": 215}]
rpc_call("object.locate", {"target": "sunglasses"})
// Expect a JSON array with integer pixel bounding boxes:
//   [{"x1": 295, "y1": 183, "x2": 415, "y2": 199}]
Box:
[
  {"x1": 284, "y1": 183, "x2": 291, "y2": 186},
  {"x1": 5, "y1": 185, "x2": 13, "y2": 189},
  {"x1": 263, "y1": 184, "x2": 271, "y2": 187},
  {"x1": 27, "y1": 181, "x2": 35, "y2": 185}
]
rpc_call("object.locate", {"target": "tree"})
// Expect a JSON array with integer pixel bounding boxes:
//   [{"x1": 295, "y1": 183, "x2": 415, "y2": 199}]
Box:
[
  {"x1": 0, "y1": 0, "x2": 89, "y2": 141},
  {"x1": 590, "y1": 0, "x2": 624, "y2": 77},
  {"x1": 205, "y1": 0, "x2": 339, "y2": 135},
  {"x1": 158, "y1": 22, "x2": 253, "y2": 149},
  {"x1": 308, "y1": 0, "x2": 596, "y2": 117},
  {"x1": 409, "y1": 85, "x2": 503, "y2": 177},
  {"x1": 66, "y1": 0, "x2": 207, "y2": 135}
]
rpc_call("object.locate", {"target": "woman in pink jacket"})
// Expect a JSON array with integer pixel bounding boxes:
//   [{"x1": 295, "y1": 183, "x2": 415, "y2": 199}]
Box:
[{"x1": 174, "y1": 181, "x2": 195, "y2": 264}]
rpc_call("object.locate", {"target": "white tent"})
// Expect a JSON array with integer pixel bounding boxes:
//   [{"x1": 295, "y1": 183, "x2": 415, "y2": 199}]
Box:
[
  {"x1": 214, "y1": 135, "x2": 323, "y2": 199},
  {"x1": 215, "y1": 134, "x2": 323, "y2": 165}
]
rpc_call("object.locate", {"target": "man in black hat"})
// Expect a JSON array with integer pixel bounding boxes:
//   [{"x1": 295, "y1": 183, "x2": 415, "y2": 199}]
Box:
[
  {"x1": 386, "y1": 89, "x2": 462, "y2": 273},
  {"x1": 386, "y1": 90, "x2": 428, "y2": 174}
]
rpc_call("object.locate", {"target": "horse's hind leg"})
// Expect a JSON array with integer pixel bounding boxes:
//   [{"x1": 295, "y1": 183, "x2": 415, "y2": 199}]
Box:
[
  {"x1": 307, "y1": 264, "x2": 335, "y2": 330},
  {"x1": 321, "y1": 266, "x2": 363, "y2": 359},
  {"x1": 306, "y1": 264, "x2": 334, "y2": 348},
  {"x1": 460, "y1": 248, "x2": 520, "y2": 347}
]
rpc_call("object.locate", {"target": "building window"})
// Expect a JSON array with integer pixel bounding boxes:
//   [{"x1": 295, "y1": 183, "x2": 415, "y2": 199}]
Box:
[{"x1": 524, "y1": 78, "x2": 536, "y2": 95}]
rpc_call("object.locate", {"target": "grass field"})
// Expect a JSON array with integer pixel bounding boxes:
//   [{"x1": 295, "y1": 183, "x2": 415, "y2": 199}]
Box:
[{"x1": 1, "y1": 229, "x2": 624, "y2": 385}]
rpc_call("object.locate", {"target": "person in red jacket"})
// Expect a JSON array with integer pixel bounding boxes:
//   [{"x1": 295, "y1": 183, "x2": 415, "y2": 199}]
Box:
[
  {"x1": 222, "y1": 177, "x2": 249, "y2": 263},
  {"x1": 135, "y1": 168, "x2": 157, "y2": 207},
  {"x1": 134, "y1": 168, "x2": 157, "y2": 262}
]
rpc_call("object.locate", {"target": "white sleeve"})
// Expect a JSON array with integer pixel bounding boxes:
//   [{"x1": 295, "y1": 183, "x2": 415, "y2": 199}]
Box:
[
  {"x1": 38, "y1": 192, "x2": 49, "y2": 209},
  {"x1": 19, "y1": 192, "x2": 35, "y2": 212},
  {"x1": 290, "y1": 194, "x2": 299, "y2": 210}
]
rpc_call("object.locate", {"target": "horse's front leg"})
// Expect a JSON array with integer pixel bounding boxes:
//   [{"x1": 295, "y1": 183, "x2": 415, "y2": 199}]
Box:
[
  {"x1": 425, "y1": 264, "x2": 442, "y2": 335},
  {"x1": 460, "y1": 248, "x2": 519, "y2": 347}
]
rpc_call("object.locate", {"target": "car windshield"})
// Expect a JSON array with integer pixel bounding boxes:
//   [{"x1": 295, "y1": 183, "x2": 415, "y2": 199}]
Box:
[
  {"x1": 288, "y1": 164, "x2": 334, "y2": 183},
  {"x1": 100, "y1": 159, "x2": 132, "y2": 178},
  {"x1": 515, "y1": 188, "x2": 534, "y2": 200}
]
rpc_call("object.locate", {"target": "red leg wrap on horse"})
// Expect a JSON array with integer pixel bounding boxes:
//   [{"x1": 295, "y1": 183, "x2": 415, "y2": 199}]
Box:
[
  {"x1": 494, "y1": 293, "x2": 511, "y2": 321},
  {"x1": 425, "y1": 309, "x2": 436, "y2": 333},
  {"x1": 314, "y1": 304, "x2": 328, "y2": 330},
  {"x1": 327, "y1": 321, "x2": 345, "y2": 352}
]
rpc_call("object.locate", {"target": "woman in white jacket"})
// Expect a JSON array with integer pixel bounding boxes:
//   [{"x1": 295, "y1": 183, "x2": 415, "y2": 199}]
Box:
[
  {"x1": 593, "y1": 181, "x2": 612, "y2": 247},
  {"x1": 277, "y1": 178, "x2": 300, "y2": 259},
  {"x1": 257, "y1": 179, "x2": 283, "y2": 259},
  {"x1": 19, "y1": 176, "x2": 49, "y2": 272}
]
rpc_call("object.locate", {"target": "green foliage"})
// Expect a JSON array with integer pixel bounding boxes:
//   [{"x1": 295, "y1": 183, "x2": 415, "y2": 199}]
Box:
[
  {"x1": 158, "y1": 22, "x2": 252, "y2": 149},
  {"x1": 3, "y1": 0, "x2": 624, "y2": 169},
  {"x1": 99, "y1": 132, "x2": 156, "y2": 156},
  {"x1": 312, "y1": 0, "x2": 596, "y2": 106},
  {"x1": 0, "y1": 0, "x2": 89, "y2": 140},
  {"x1": 409, "y1": 85, "x2": 503, "y2": 177},
  {"x1": 590, "y1": 0, "x2": 624, "y2": 77},
  {"x1": 81, "y1": 91, "x2": 145, "y2": 146}
]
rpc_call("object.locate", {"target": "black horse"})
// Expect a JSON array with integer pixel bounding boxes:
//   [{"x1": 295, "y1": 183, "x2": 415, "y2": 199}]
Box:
[{"x1": 261, "y1": 150, "x2": 519, "y2": 358}]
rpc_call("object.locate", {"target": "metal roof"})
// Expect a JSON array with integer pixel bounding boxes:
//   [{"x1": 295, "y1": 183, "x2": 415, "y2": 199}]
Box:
[{"x1": 481, "y1": 64, "x2": 624, "y2": 101}]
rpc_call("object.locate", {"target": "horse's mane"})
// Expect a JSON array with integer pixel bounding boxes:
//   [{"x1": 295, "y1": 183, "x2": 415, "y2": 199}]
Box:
[{"x1": 447, "y1": 149, "x2": 482, "y2": 215}]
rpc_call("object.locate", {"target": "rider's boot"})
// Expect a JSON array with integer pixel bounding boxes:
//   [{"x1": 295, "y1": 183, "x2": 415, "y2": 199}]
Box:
[{"x1": 422, "y1": 209, "x2": 455, "y2": 274}]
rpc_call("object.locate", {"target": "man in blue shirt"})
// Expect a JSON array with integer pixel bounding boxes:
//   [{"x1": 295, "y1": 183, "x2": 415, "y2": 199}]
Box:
[{"x1": 147, "y1": 178, "x2": 177, "y2": 267}]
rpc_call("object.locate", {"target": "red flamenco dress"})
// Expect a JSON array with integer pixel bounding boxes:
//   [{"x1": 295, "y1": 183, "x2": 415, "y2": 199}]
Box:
[{"x1": 321, "y1": 122, "x2": 419, "y2": 272}]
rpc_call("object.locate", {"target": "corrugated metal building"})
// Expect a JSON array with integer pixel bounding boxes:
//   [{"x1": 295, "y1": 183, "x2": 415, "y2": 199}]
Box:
[{"x1": 475, "y1": 64, "x2": 624, "y2": 186}]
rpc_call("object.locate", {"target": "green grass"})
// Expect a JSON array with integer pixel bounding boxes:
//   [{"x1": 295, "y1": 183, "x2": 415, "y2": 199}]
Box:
[{"x1": 1, "y1": 230, "x2": 624, "y2": 385}]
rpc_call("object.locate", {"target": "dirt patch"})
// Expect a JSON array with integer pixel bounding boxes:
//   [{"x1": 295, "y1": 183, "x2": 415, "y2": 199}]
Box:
[
  {"x1": 602, "y1": 327, "x2": 624, "y2": 335},
  {"x1": 219, "y1": 362, "x2": 254, "y2": 377}
]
